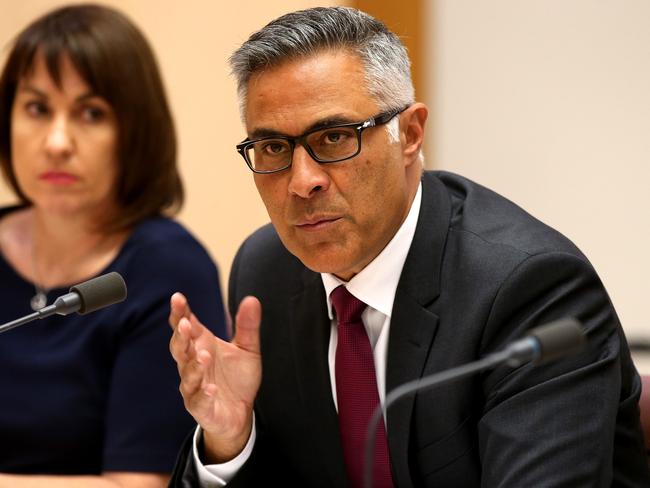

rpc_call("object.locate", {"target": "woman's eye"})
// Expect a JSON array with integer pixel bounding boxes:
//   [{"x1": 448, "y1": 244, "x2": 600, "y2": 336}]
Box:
[
  {"x1": 25, "y1": 101, "x2": 49, "y2": 117},
  {"x1": 80, "y1": 106, "x2": 106, "y2": 122}
]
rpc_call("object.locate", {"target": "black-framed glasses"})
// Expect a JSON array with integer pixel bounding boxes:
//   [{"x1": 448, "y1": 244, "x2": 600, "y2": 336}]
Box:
[{"x1": 236, "y1": 105, "x2": 409, "y2": 174}]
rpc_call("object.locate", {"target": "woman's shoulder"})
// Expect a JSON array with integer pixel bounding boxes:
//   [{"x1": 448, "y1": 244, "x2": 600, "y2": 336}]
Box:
[
  {"x1": 115, "y1": 216, "x2": 218, "y2": 277},
  {"x1": 0, "y1": 206, "x2": 32, "y2": 278},
  {"x1": 111, "y1": 217, "x2": 224, "y2": 325},
  {"x1": 130, "y1": 216, "x2": 196, "y2": 242},
  {"x1": 126, "y1": 217, "x2": 210, "y2": 256},
  {"x1": 0, "y1": 205, "x2": 31, "y2": 237}
]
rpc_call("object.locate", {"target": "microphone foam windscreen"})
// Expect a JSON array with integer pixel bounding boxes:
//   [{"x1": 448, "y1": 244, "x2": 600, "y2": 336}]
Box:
[
  {"x1": 69, "y1": 272, "x2": 127, "y2": 315},
  {"x1": 529, "y1": 318, "x2": 586, "y2": 364}
]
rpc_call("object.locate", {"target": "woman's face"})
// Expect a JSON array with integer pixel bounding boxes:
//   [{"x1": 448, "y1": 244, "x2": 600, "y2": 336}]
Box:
[{"x1": 10, "y1": 52, "x2": 120, "y2": 220}]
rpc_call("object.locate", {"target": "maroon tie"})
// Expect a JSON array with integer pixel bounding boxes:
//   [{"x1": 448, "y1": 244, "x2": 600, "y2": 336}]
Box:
[{"x1": 331, "y1": 285, "x2": 393, "y2": 488}]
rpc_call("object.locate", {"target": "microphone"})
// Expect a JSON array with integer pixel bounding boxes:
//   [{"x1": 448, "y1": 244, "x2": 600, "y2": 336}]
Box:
[
  {"x1": 363, "y1": 317, "x2": 586, "y2": 488},
  {"x1": 0, "y1": 272, "x2": 127, "y2": 334}
]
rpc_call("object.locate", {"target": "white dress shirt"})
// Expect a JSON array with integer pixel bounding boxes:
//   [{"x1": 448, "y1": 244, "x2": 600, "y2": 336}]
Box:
[{"x1": 195, "y1": 183, "x2": 422, "y2": 486}]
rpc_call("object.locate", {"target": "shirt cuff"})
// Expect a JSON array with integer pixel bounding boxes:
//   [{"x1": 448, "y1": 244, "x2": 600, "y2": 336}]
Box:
[{"x1": 192, "y1": 419, "x2": 257, "y2": 487}]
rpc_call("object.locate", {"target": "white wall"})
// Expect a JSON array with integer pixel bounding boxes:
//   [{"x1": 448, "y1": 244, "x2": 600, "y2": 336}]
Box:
[{"x1": 428, "y1": 0, "x2": 650, "y2": 346}]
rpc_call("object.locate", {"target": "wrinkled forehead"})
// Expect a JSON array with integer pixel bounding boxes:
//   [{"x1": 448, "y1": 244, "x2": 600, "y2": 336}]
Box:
[{"x1": 243, "y1": 50, "x2": 377, "y2": 134}]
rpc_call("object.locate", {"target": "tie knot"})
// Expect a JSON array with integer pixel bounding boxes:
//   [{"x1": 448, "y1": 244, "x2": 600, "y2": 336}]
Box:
[{"x1": 331, "y1": 286, "x2": 367, "y2": 325}]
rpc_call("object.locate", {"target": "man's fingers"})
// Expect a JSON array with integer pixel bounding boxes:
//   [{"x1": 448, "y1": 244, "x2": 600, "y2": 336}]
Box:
[
  {"x1": 197, "y1": 348, "x2": 217, "y2": 390},
  {"x1": 178, "y1": 349, "x2": 205, "y2": 398},
  {"x1": 170, "y1": 317, "x2": 193, "y2": 363},
  {"x1": 233, "y1": 296, "x2": 262, "y2": 355},
  {"x1": 169, "y1": 292, "x2": 192, "y2": 330},
  {"x1": 179, "y1": 350, "x2": 217, "y2": 417}
]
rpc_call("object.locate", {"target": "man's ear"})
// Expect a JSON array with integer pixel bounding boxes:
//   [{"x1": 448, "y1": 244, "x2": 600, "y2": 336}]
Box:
[{"x1": 400, "y1": 103, "x2": 428, "y2": 165}]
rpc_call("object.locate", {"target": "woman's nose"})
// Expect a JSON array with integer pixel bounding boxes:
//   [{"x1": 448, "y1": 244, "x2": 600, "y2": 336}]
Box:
[{"x1": 44, "y1": 116, "x2": 73, "y2": 158}]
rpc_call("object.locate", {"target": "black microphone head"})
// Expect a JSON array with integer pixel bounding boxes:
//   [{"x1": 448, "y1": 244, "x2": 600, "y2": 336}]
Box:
[
  {"x1": 69, "y1": 272, "x2": 127, "y2": 315},
  {"x1": 529, "y1": 318, "x2": 586, "y2": 364}
]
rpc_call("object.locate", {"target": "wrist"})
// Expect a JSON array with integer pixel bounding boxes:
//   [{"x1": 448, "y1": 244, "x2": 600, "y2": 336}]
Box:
[{"x1": 201, "y1": 417, "x2": 253, "y2": 464}]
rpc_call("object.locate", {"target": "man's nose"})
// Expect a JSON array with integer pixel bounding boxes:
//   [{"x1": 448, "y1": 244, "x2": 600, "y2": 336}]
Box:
[{"x1": 287, "y1": 144, "x2": 331, "y2": 198}]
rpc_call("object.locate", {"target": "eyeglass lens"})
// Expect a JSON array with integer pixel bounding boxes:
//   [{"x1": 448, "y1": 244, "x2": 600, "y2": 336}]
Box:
[{"x1": 246, "y1": 126, "x2": 359, "y2": 172}]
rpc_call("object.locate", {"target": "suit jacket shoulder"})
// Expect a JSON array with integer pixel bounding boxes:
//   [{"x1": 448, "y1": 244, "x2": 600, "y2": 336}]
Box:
[{"x1": 228, "y1": 223, "x2": 307, "y2": 318}]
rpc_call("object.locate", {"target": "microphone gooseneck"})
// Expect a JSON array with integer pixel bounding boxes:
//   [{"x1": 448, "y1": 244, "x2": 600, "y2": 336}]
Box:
[
  {"x1": 0, "y1": 272, "x2": 127, "y2": 334},
  {"x1": 363, "y1": 318, "x2": 586, "y2": 488}
]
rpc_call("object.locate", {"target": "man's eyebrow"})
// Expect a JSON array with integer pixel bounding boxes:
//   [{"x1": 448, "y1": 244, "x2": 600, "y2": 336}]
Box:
[
  {"x1": 249, "y1": 113, "x2": 362, "y2": 140},
  {"x1": 304, "y1": 114, "x2": 359, "y2": 133},
  {"x1": 249, "y1": 127, "x2": 285, "y2": 139}
]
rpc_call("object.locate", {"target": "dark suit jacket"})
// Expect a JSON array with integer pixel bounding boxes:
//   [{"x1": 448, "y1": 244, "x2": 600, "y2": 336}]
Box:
[{"x1": 171, "y1": 171, "x2": 650, "y2": 487}]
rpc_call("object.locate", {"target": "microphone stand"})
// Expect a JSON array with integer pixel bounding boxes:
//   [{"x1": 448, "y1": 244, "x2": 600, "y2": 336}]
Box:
[
  {"x1": 362, "y1": 351, "x2": 510, "y2": 488},
  {"x1": 0, "y1": 293, "x2": 81, "y2": 334},
  {"x1": 0, "y1": 272, "x2": 126, "y2": 335},
  {"x1": 0, "y1": 306, "x2": 59, "y2": 334},
  {"x1": 363, "y1": 317, "x2": 585, "y2": 488}
]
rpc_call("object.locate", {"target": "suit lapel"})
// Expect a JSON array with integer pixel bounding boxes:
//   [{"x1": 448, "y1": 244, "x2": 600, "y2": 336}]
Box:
[
  {"x1": 386, "y1": 172, "x2": 451, "y2": 486},
  {"x1": 289, "y1": 270, "x2": 347, "y2": 486}
]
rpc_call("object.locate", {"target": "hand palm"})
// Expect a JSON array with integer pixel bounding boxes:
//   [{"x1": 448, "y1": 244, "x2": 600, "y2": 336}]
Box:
[{"x1": 199, "y1": 334, "x2": 261, "y2": 438}]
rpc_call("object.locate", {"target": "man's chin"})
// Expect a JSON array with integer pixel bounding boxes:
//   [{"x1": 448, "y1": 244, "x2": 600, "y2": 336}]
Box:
[{"x1": 296, "y1": 251, "x2": 357, "y2": 281}]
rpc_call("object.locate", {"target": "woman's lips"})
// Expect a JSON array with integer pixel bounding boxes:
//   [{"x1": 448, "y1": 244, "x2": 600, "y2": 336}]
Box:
[{"x1": 39, "y1": 171, "x2": 79, "y2": 185}]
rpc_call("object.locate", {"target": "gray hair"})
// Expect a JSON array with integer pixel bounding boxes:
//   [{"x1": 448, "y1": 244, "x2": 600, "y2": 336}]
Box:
[{"x1": 229, "y1": 6, "x2": 415, "y2": 121}]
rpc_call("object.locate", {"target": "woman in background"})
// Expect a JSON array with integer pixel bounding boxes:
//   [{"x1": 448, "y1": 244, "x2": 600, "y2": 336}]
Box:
[{"x1": 0, "y1": 4, "x2": 227, "y2": 487}]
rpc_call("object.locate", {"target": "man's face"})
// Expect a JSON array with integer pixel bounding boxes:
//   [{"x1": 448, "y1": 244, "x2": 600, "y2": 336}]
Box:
[{"x1": 245, "y1": 50, "x2": 419, "y2": 280}]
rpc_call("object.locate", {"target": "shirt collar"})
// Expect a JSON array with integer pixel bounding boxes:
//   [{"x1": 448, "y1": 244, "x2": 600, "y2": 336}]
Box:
[{"x1": 322, "y1": 182, "x2": 422, "y2": 319}]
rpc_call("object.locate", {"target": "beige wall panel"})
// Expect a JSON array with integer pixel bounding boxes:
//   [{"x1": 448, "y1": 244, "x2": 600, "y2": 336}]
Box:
[
  {"x1": 428, "y1": 1, "x2": 650, "y2": 343},
  {"x1": 0, "y1": 0, "x2": 347, "y2": 309},
  {"x1": 354, "y1": 0, "x2": 425, "y2": 103}
]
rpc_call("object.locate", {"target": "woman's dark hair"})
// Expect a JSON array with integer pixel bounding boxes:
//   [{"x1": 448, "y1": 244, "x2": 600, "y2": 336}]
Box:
[{"x1": 0, "y1": 4, "x2": 183, "y2": 231}]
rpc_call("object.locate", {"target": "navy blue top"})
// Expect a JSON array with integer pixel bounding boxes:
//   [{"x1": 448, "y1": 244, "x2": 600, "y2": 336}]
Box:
[{"x1": 0, "y1": 209, "x2": 227, "y2": 475}]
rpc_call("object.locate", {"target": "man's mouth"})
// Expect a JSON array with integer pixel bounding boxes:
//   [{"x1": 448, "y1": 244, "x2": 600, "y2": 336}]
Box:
[{"x1": 295, "y1": 215, "x2": 342, "y2": 231}]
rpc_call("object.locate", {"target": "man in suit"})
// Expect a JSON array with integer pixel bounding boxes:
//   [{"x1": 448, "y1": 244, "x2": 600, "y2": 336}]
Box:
[{"x1": 168, "y1": 7, "x2": 650, "y2": 487}]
